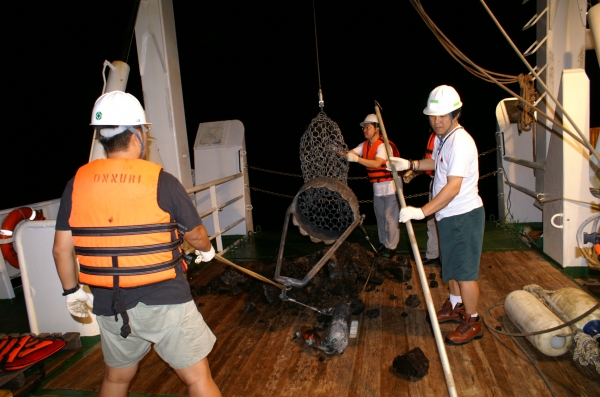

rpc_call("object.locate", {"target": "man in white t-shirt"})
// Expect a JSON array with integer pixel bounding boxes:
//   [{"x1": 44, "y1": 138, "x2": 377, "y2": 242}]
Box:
[
  {"x1": 342, "y1": 114, "x2": 401, "y2": 259},
  {"x1": 388, "y1": 85, "x2": 485, "y2": 346}
]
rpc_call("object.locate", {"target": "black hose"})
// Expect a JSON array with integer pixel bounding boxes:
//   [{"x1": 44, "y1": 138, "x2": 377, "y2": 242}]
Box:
[{"x1": 483, "y1": 294, "x2": 600, "y2": 337}]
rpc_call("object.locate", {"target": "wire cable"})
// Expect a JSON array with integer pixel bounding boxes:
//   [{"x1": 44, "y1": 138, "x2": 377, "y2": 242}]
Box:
[
  {"x1": 409, "y1": 0, "x2": 595, "y2": 156},
  {"x1": 312, "y1": 0, "x2": 322, "y2": 91},
  {"x1": 478, "y1": 0, "x2": 600, "y2": 161}
]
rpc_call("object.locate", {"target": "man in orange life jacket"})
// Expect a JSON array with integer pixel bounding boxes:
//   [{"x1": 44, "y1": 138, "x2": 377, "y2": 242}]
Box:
[
  {"x1": 52, "y1": 91, "x2": 222, "y2": 397},
  {"x1": 344, "y1": 114, "x2": 400, "y2": 258},
  {"x1": 389, "y1": 85, "x2": 485, "y2": 346},
  {"x1": 402, "y1": 131, "x2": 440, "y2": 265}
]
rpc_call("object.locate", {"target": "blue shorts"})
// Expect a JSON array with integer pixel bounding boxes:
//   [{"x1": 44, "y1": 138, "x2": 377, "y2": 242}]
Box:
[
  {"x1": 97, "y1": 300, "x2": 216, "y2": 369},
  {"x1": 437, "y1": 206, "x2": 484, "y2": 282}
]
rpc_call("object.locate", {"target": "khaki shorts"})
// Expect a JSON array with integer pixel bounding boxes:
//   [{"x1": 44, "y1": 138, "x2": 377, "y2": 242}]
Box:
[{"x1": 97, "y1": 300, "x2": 216, "y2": 369}]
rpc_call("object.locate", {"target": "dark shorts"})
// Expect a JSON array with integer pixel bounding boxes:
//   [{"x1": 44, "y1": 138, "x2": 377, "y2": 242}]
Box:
[{"x1": 437, "y1": 206, "x2": 484, "y2": 282}]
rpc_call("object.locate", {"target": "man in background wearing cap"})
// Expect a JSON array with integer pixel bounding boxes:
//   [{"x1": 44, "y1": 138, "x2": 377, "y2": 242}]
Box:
[
  {"x1": 52, "y1": 91, "x2": 221, "y2": 396},
  {"x1": 342, "y1": 114, "x2": 401, "y2": 258},
  {"x1": 389, "y1": 85, "x2": 485, "y2": 346}
]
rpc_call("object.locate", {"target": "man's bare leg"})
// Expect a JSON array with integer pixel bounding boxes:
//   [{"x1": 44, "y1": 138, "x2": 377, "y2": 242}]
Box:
[
  {"x1": 99, "y1": 363, "x2": 139, "y2": 397},
  {"x1": 448, "y1": 279, "x2": 460, "y2": 297},
  {"x1": 174, "y1": 357, "x2": 221, "y2": 397},
  {"x1": 457, "y1": 280, "x2": 479, "y2": 315}
]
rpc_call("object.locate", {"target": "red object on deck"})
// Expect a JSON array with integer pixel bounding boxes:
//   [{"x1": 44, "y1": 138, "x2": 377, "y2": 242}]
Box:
[{"x1": 0, "y1": 207, "x2": 45, "y2": 269}]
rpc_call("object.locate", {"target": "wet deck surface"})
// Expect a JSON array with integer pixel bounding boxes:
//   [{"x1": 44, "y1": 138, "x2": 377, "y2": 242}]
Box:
[{"x1": 35, "y1": 250, "x2": 600, "y2": 397}]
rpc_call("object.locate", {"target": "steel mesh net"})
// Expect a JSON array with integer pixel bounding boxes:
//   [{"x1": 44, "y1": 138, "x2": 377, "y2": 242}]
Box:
[
  {"x1": 297, "y1": 111, "x2": 354, "y2": 232},
  {"x1": 300, "y1": 111, "x2": 349, "y2": 184},
  {"x1": 297, "y1": 187, "x2": 355, "y2": 232}
]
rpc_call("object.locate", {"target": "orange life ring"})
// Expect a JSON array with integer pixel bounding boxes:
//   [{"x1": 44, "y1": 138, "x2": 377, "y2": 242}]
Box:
[{"x1": 0, "y1": 207, "x2": 45, "y2": 269}]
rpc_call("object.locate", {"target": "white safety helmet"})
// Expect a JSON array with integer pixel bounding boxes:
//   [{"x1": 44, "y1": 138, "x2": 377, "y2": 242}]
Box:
[
  {"x1": 360, "y1": 114, "x2": 379, "y2": 127},
  {"x1": 90, "y1": 91, "x2": 151, "y2": 129},
  {"x1": 423, "y1": 85, "x2": 462, "y2": 116}
]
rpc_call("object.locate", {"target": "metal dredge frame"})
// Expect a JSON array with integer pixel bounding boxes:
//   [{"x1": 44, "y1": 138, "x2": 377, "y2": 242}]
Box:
[{"x1": 274, "y1": 177, "x2": 363, "y2": 288}]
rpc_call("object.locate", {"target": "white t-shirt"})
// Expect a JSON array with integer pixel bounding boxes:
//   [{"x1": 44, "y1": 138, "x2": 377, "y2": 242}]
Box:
[
  {"x1": 352, "y1": 142, "x2": 397, "y2": 197},
  {"x1": 431, "y1": 126, "x2": 483, "y2": 221}
]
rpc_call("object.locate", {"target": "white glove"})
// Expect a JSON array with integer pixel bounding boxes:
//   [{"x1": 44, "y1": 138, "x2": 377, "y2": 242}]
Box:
[
  {"x1": 386, "y1": 157, "x2": 410, "y2": 171},
  {"x1": 346, "y1": 152, "x2": 359, "y2": 162},
  {"x1": 195, "y1": 245, "x2": 216, "y2": 263},
  {"x1": 65, "y1": 286, "x2": 93, "y2": 318},
  {"x1": 399, "y1": 207, "x2": 425, "y2": 223}
]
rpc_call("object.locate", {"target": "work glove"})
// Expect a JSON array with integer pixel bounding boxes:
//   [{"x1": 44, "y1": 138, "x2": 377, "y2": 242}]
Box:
[
  {"x1": 346, "y1": 152, "x2": 359, "y2": 162},
  {"x1": 387, "y1": 157, "x2": 410, "y2": 171},
  {"x1": 399, "y1": 206, "x2": 425, "y2": 223},
  {"x1": 65, "y1": 286, "x2": 93, "y2": 318},
  {"x1": 195, "y1": 245, "x2": 216, "y2": 263}
]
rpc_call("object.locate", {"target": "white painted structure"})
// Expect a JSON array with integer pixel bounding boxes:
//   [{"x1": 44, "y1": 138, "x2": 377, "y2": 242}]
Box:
[
  {"x1": 135, "y1": 0, "x2": 193, "y2": 188},
  {"x1": 0, "y1": 199, "x2": 61, "y2": 301},
  {"x1": 496, "y1": 98, "x2": 543, "y2": 224},
  {"x1": 14, "y1": 220, "x2": 99, "y2": 336},
  {"x1": 496, "y1": 0, "x2": 599, "y2": 267},
  {"x1": 192, "y1": 120, "x2": 253, "y2": 252},
  {"x1": 544, "y1": 70, "x2": 593, "y2": 267}
]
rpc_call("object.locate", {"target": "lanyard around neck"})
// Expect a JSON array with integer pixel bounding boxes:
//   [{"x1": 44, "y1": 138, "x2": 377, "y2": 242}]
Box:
[
  {"x1": 437, "y1": 126, "x2": 462, "y2": 154},
  {"x1": 433, "y1": 126, "x2": 463, "y2": 181}
]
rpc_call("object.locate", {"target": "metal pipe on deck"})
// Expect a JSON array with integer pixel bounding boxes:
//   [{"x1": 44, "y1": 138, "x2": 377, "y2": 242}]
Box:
[{"x1": 375, "y1": 105, "x2": 458, "y2": 397}]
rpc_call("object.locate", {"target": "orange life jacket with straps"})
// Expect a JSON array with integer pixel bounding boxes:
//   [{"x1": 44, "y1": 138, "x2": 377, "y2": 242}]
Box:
[
  {"x1": 362, "y1": 137, "x2": 400, "y2": 183},
  {"x1": 424, "y1": 132, "x2": 436, "y2": 176},
  {"x1": 70, "y1": 159, "x2": 184, "y2": 289},
  {"x1": 0, "y1": 334, "x2": 66, "y2": 372}
]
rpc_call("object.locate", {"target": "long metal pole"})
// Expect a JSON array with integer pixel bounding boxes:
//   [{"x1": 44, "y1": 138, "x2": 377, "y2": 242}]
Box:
[
  {"x1": 375, "y1": 105, "x2": 458, "y2": 397},
  {"x1": 213, "y1": 254, "x2": 287, "y2": 290}
]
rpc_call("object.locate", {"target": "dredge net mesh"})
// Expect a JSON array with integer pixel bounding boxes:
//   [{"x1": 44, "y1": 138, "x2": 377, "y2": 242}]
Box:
[
  {"x1": 298, "y1": 111, "x2": 354, "y2": 232},
  {"x1": 300, "y1": 111, "x2": 349, "y2": 184},
  {"x1": 297, "y1": 187, "x2": 355, "y2": 232}
]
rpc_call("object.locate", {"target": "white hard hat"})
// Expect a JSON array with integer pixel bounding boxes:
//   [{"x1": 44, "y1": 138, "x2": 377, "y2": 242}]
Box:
[
  {"x1": 90, "y1": 91, "x2": 151, "y2": 127},
  {"x1": 360, "y1": 114, "x2": 379, "y2": 127},
  {"x1": 423, "y1": 85, "x2": 462, "y2": 116}
]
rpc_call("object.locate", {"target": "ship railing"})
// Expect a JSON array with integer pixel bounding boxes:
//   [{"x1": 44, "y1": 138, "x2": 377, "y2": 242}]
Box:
[{"x1": 186, "y1": 172, "x2": 247, "y2": 253}]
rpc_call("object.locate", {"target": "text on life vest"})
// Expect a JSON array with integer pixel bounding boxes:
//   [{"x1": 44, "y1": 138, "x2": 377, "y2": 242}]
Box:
[{"x1": 93, "y1": 174, "x2": 142, "y2": 183}]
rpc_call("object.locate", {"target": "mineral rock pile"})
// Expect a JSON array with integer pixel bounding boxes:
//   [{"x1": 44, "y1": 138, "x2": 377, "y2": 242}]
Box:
[{"x1": 193, "y1": 242, "x2": 412, "y2": 311}]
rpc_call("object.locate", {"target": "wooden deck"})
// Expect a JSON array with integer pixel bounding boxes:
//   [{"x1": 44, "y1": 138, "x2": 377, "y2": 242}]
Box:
[{"x1": 34, "y1": 250, "x2": 600, "y2": 397}]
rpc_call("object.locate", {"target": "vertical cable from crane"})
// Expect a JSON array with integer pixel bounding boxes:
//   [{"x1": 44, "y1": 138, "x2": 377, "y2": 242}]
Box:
[
  {"x1": 313, "y1": 0, "x2": 324, "y2": 107},
  {"x1": 123, "y1": 0, "x2": 142, "y2": 64}
]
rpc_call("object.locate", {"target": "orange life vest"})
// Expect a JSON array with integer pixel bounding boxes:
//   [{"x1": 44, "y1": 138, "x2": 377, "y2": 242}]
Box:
[
  {"x1": 0, "y1": 334, "x2": 66, "y2": 372},
  {"x1": 70, "y1": 159, "x2": 183, "y2": 289},
  {"x1": 362, "y1": 137, "x2": 400, "y2": 183},
  {"x1": 424, "y1": 132, "x2": 436, "y2": 176}
]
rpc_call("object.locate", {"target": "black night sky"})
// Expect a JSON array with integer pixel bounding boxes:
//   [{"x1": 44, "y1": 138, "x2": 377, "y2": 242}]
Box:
[{"x1": 2, "y1": 1, "x2": 599, "y2": 231}]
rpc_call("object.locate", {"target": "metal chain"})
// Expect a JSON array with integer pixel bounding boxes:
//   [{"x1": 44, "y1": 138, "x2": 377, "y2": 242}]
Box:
[
  {"x1": 479, "y1": 169, "x2": 502, "y2": 180},
  {"x1": 358, "y1": 191, "x2": 430, "y2": 204},
  {"x1": 251, "y1": 168, "x2": 500, "y2": 203},
  {"x1": 250, "y1": 145, "x2": 499, "y2": 201},
  {"x1": 248, "y1": 166, "x2": 303, "y2": 178},
  {"x1": 249, "y1": 186, "x2": 295, "y2": 199},
  {"x1": 250, "y1": 147, "x2": 497, "y2": 179},
  {"x1": 479, "y1": 147, "x2": 499, "y2": 157}
]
